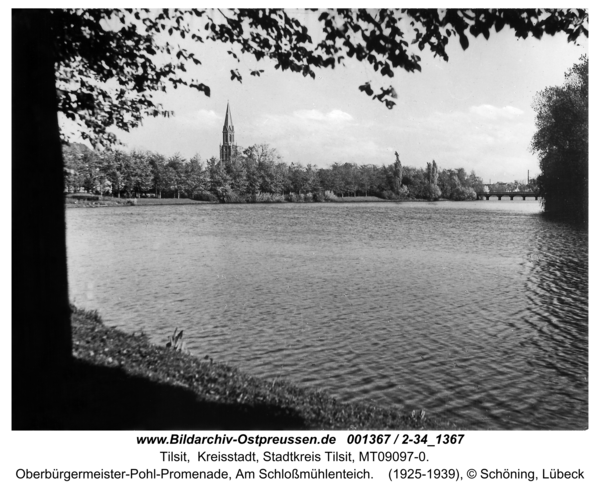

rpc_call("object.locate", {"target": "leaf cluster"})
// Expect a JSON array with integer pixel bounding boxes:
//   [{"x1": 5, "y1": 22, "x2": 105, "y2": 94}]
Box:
[{"x1": 50, "y1": 9, "x2": 588, "y2": 148}]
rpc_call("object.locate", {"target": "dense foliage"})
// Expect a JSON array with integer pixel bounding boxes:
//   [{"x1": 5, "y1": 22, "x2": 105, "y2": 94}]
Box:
[
  {"x1": 63, "y1": 143, "x2": 486, "y2": 201},
  {"x1": 486, "y1": 178, "x2": 538, "y2": 193},
  {"x1": 531, "y1": 55, "x2": 588, "y2": 221}
]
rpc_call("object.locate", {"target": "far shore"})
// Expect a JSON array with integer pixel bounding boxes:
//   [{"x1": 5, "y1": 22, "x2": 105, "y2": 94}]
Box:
[
  {"x1": 65, "y1": 195, "x2": 439, "y2": 208},
  {"x1": 66, "y1": 197, "x2": 215, "y2": 208}
]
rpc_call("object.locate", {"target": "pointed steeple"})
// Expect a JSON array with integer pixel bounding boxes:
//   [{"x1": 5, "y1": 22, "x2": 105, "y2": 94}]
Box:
[
  {"x1": 220, "y1": 101, "x2": 236, "y2": 163},
  {"x1": 223, "y1": 101, "x2": 234, "y2": 131}
]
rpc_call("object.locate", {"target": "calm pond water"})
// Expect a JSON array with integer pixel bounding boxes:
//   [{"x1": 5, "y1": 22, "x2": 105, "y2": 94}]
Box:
[{"x1": 66, "y1": 200, "x2": 588, "y2": 429}]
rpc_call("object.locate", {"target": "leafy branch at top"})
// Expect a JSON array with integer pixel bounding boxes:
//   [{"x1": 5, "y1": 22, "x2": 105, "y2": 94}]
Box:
[{"x1": 51, "y1": 8, "x2": 588, "y2": 148}]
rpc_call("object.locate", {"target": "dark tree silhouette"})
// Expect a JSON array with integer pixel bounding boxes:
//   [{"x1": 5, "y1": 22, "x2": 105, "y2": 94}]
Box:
[
  {"x1": 13, "y1": 10, "x2": 72, "y2": 428},
  {"x1": 12, "y1": 8, "x2": 588, "y2": 428},
  {"x1": 531, "y1": 55, "x2": 588, "y2": 222}
]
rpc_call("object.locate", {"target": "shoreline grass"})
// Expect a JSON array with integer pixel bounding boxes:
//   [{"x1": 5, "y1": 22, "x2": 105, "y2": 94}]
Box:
[
  {"x1": 66, "y1": 196, "x2": 214, "y2": 207},
  {"x1": 65, "y1": 195, "x2": 430, "y2": 208},
  {"x1": 67, "y1": 306, "x2": 461, "y2": 430}
]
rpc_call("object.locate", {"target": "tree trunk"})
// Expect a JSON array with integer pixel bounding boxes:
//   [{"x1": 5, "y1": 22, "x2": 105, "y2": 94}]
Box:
[{"x1": 12, "y1": 9, "x2": 72, "y2": 428}]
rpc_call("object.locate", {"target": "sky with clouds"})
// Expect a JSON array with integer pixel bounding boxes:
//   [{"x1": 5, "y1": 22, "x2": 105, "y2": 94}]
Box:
[{"x1": 110, "y1": 9, "x2": 588, "y2": 183}]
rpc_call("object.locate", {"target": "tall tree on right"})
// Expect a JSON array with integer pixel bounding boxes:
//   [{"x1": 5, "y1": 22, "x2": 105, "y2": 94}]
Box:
[{"x1": 531, "y1": 55, "x2": 588, "y2": 222}]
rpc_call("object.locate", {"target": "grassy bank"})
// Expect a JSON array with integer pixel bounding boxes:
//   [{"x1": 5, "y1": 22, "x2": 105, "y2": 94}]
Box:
[
  {"x1": 329, "y1": 196, "x2": 385, "y2": 202},
  {"x1": 62, "y1": 306, "x2": 460, "y2": 430},
  {"x1": 65, "y1": 193, "x2": 423, "y2": 208},
  {"x1": 66, "y1": 195, "x2": 215, "y2": 208}
]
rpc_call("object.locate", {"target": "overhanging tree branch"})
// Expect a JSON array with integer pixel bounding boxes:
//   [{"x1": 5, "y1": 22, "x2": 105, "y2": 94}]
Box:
[{"x1": 50, "y1": 8, "x2": 588, "y2": 149}]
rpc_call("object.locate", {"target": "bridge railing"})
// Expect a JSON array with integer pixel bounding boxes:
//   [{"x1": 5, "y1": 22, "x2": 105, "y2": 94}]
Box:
[{"x1": 476, "y1": 191, "x2": 539, "y2": 201}]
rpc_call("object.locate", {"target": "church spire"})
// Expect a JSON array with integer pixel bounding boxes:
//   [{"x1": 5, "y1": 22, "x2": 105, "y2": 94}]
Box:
[
  {"x1": 220, "y1": 102, "x2": 236, "y2": 163},
  {"x1": 223, "y1": 101, "x2": 234, "y2": 130}
]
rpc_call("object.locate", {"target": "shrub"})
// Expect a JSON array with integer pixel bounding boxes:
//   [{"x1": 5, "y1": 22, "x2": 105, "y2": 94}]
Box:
[
  {"x1": 323, "y1": 191, "x2": 341, "y2": 202},
  {"x1": 193, "y1": 191, "x2": 219, "y2": 202},
  {"x1": 213, "y1": 186, "x2": 247, "y2": 203},
  {"x1": 66, "y1": 193, "x2": 99, "y2": 201},
  {"x1": 422, "y1": 183, "x2": 442, "y2": 201},
  {"x1": 285, "y1": 193, "x2": 303, "y2": 203},
  {"x1": 249, "y1": 193, "x2": 286, "y2": 203},
  {"x1": 450, "y1": 186, "x2": 477, "y2": 201},
  {"x1": 380, "y1": 190, "x2": 397, "y2": 200},
  {"x1": 222, "y1": 190, "x2": 247, "y2": 203},
  {"x1": 397, "y1": 185, "x2": 410, "y2": 199}
]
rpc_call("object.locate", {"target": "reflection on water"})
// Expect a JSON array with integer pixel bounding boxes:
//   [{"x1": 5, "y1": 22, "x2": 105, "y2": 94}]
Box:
[{"x1": 67, "y1": 200, "x2": 587, "y2": 429}]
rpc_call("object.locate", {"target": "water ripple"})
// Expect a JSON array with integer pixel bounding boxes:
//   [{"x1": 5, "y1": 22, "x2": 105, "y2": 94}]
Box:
[{"x1": 67, "y1": 201, "x2": 587, "y2": 429}]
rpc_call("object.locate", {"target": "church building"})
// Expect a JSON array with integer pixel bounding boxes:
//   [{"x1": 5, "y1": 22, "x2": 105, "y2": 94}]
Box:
[{"x1": 219, "y1": 102, "x2": 237, "y2": 163}]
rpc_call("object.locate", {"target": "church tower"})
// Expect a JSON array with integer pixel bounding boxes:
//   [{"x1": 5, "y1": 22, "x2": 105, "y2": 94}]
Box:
[{"x1": 219, "y1": 102, "x2": 236, "y2": 163}]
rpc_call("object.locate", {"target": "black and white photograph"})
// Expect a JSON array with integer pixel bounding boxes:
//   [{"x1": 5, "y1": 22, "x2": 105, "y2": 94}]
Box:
[{"x1": 11, "y1": 6, "x2": 590, "y2": 439}]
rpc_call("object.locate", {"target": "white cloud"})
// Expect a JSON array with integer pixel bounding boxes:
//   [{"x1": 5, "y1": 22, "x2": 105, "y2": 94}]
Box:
[
  {"x1": 163, "y1": 109, "x2": 222, "y2": 131},
  {"x1": 249, "y1": 103, "x2": 533, "y2": 174},
  {"x1": 373, "y1": 104, "x2": 536, "y2": 181},
  {"x1": 469, "y1": 104, "x2": 524, "y2": 119},
  {"x1": 292, "y1": 109, "x2": 353, "y2": 123},
  {"x1": 245, "y1": 109, "x2": 381, "y2": 165},
  {"x1": 187, "y1": 109, "x2": 221, "y2": 125},
  {"x1": 326, "y1": 109, "x2": 354, "y2": 122},
  {"x1": 250, "y1": 109, "x2": 355, "y2": 145}
]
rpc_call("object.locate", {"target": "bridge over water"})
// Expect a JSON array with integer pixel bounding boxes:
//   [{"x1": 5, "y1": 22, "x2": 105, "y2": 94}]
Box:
[{"x1": 477, "y1": 191, "x2": 539, "y2": 201}]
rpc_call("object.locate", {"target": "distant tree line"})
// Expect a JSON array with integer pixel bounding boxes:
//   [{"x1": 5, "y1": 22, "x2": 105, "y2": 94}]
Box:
[
  {"x1": 64, "y1": 143, "x2": 488, "y2": 202},
  {"x1": 486, "y1": 179, "x2": 539, "y2": 194}
]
